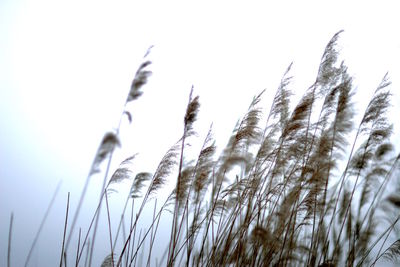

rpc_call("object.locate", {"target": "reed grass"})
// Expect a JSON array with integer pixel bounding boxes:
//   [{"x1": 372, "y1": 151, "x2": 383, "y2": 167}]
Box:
[{"x1": 10, "y1": 32, "x2": 400, "y2": 266}]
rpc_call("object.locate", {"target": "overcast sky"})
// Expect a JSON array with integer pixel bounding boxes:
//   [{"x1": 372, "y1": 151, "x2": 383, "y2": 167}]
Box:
[{"x1": 1, "y1": 1, "x2": 400, "y2": 266}]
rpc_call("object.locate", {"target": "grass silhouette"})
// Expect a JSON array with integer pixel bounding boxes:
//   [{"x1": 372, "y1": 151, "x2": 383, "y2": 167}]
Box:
[{"x1": 12, "y1": 32, "x2": 400, "y2": 267}]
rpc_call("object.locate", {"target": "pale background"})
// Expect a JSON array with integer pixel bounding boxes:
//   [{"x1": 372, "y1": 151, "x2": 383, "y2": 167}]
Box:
[{"x1": 1, "y1": 1, "x2": 400, "y2": 266}]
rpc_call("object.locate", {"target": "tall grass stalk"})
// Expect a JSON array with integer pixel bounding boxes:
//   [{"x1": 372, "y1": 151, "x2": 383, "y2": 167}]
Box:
[
  {"x1": 24, "y1": 181, "x2": 61, "y2": 267},
  {"x1": 7, "y1": 213, "x2": 13, "y2": 267},
  {"x1": 59, "y1": 192, "x2": 70, "y2": 267}
]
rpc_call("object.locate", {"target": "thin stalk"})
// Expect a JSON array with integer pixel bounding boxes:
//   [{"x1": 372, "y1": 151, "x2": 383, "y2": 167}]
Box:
[
  {"x1": 75, "y1": 228, "x2": 81, "y2": 267},
  {"x1": 84, "y1": 239, "x2": 90, "y2": 267},
  {"x1": 25, "y1": 181, "x2": 61, "y2": 267},
  {"x1": 59, "y1": 192, "x2": 70, "y2": 267},
  {"x1": 146, "y1": 199, "x2": 157, "y2": 267},
  {"x1": 105, "y1": 191, "x2": 114, "y2": 267},
  {"x1": 7, "y1": 212, "x2": 13, "y2": 267},
  {"x1": 133, "y1": 230, "x2": 143, "y2": 267},
  {"x1": 167, "y1": 133, "x2": 186, "y2": 266},
  {"x1": 88, "y1": 140, "x2": 119, "y2": 267},
  {"x1": 126, "y1": 198, "x2": 135, "y2": 267}
]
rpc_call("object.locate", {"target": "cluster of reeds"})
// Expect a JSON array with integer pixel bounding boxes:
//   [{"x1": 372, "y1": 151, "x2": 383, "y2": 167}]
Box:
[{"x1": 9, "y1": 32, "x2": 400, "y2": 267}]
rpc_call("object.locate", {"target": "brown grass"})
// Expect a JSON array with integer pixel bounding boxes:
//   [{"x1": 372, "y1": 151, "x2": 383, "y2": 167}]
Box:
[{"x1": 13, "y1": 32, "x2": 400, "y2": 267}]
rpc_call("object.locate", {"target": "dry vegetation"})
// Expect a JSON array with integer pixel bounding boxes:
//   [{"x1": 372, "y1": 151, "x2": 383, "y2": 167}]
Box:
[{"x1": 9, "y1": 31, "x2": 400, "y2": 267}]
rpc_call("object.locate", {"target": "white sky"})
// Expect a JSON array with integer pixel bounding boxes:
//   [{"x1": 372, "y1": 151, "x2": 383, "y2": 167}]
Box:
[{"x1": 1, "y1": 1, "x2": 400, "y2": 266}]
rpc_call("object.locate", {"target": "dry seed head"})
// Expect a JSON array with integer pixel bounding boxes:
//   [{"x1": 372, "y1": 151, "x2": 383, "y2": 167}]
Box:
[{"x1": 91, "y1": 132, "x2": 120, "y2": 175}]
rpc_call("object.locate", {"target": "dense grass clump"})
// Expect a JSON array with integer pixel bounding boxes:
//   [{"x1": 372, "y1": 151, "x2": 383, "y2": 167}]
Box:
[{"x1": 11, "y1": 32, "x2": 400, "y2": 267}]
